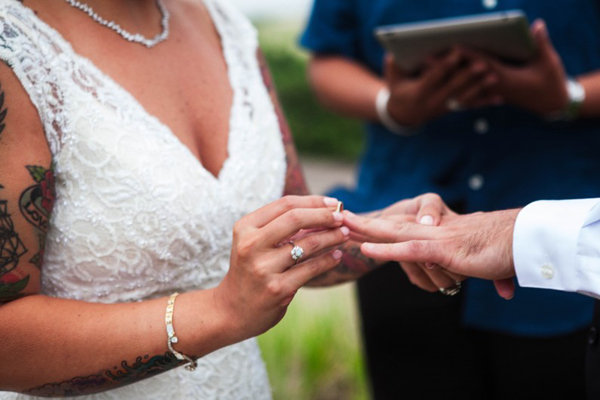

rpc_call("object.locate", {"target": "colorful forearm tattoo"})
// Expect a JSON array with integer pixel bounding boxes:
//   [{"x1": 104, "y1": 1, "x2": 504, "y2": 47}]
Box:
[{"x1": 26, "y1": 352, "x2": 185, "y2": 396}]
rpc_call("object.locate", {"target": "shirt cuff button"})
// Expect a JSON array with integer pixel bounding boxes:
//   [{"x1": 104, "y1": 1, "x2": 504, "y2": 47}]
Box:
[{"x1": 541, "y1": 264, "x2": 555, "y2": 280}]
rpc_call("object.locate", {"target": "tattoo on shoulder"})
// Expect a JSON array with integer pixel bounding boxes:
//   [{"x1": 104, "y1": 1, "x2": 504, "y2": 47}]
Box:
[{"x1": 26, "y1": 352, "x2": 183, "y2": 396}]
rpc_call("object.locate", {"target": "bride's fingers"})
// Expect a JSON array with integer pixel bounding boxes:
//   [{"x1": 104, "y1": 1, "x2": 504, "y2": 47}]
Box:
[
  {"x1": 262, "y1": 208, "x2": 343, "y2": 246},
  {"x1": 245, "y1": 195, "x2": 339, "y2": 228},
  {"x1": 282, "y1": 249, "x2": 343, "y2": 289},
  {"x1": 271, "y1": 227, "x2": 350, "y2": 271},
  {"x1": 287, "y1": 227, "x2": 329, "y2": 243}
]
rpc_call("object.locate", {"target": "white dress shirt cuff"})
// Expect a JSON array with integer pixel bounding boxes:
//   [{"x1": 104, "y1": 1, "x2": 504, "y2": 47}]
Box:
[{"x1": 513, "y1": 199, "x2": 600, "y2": 297}]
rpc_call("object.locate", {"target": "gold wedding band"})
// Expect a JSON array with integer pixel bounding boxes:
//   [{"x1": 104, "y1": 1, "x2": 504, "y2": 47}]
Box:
[{"x1": 336, "y1": 201, "x2": 344, "y2": 213}]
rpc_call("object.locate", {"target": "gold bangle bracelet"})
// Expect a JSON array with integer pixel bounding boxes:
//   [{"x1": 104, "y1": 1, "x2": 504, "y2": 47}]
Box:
[{"x1": 165, "y1": 292, "x2": 197, "y2": 371}]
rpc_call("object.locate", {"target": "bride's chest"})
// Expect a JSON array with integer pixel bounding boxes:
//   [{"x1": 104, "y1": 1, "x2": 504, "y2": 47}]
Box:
[
  {"x1": 41, "y1": 69, "x2": 286, "y2": 300},
  {"x1": 53, "y1": 63, "x2": 286, "y2": 229},
  {"x1": 88, "y1": 47, "x2": 235, "y2": 177}
]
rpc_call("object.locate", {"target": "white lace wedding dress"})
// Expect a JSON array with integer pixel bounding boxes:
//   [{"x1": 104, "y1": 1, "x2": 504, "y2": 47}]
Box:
[{"x1": 0, "y1": 0, "x2": 286, "y2": 398}]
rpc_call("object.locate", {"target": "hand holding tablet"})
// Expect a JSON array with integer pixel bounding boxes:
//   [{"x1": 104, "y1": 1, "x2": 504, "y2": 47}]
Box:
[
  {"x1": 375, "y1": 10, "x2": 536, "y2": 73},
  {"x1": 376, "y1": 12, "x2": 574, "y2": 119}
]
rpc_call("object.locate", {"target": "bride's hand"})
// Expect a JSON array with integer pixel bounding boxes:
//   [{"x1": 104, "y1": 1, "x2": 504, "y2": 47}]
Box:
[{"x1": 214, "y1": 195, "x2": 349, "y2": 341}]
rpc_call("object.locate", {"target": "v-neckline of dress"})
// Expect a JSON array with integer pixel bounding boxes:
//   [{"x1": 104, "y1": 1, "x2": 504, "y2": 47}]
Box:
[{"x1": 15, "y1": 0, "x2": 238, "y2": 183}]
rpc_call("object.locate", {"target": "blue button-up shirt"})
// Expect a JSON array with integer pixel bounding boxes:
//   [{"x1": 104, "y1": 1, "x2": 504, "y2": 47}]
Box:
[{"x1": 301, "y1": 0, "x2": 600, "y2": 336}]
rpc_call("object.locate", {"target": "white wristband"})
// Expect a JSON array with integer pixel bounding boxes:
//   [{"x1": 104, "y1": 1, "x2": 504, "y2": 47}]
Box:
[{"x1": 375, "y1": 87, "x2": 415, "y2": 136}]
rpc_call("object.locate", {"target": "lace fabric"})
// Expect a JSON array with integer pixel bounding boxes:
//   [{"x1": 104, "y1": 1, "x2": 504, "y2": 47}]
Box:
[{"x1": 0, "y1": 0, "x2": 285, "y2": 398}]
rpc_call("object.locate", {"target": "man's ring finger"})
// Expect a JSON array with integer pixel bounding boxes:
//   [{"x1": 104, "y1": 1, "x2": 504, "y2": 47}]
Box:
[{"x1": 289, "y1": 241, "x2": 304, "y2": 264}]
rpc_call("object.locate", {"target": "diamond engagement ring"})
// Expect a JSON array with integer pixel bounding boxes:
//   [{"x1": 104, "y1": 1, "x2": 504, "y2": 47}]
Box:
[
  {"x1": 289, "y1": 241, "x2": 304, "y2": 264},
  {"x1": 439, "y1": 281, "x2": 462, "y2": 296}
]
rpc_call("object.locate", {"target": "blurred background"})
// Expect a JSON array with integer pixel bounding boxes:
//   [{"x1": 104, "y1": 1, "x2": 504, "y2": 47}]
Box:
[{"x1": 229, "y1": 1, "x2": 369, "y2": 399}]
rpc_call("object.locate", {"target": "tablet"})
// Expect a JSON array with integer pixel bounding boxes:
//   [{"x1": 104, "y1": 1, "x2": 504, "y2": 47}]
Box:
[{"x1": 374, "y1": 10, "x2": 536, "y2": 73}]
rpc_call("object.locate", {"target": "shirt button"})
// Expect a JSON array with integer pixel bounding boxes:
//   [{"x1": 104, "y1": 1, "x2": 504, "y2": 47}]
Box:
[
  {"x1": 589, "y1": 326, "x2": 599, "y2": 346},
  {"x1": 474, "y1": 118, "x2": 489, "y2": 135},
  {"x1": 540, "y1": 264, "x2": 555, "y2": 280},
  {"x1": 483, "y1": 0, "x2": 498, "y2": 9},
  {"x1": 468, "y1": 174, "x2": 484, "y2": 191}
]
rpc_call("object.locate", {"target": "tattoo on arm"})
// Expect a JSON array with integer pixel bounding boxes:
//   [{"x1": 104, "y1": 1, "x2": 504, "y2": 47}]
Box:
[
  {"x1": 257, "y1": 49, "x2": 309, "y2": 196},
  {"x1": 0, "y1": 185, "x2": 29, "y2": 301},
  {"x1": 340, "y1": 243, "x2": 378, "y2": 274},
  {"x1": 19, "y1": 165, "x2": 55, "y2": 268},
  {"x1": 0, "y1": 90, "x2": 51, "y2": 301},
  {"x1": 0, "y1": 165, "x2": 55, "y2": 302},
  {"x1": 25, "y1": 352, "x2": 185, "y2": 396},
  {"x1": 309, "y1": 242, "x2": 379, "y2": 286}
]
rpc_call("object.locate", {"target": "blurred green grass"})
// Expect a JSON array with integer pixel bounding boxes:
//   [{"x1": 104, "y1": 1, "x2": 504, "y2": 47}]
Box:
[
  {"x1": 257, "y1": 21, "x2": 364, "y2": 161},
  {"x1": 258, "y1": 286, "x2": 368, "y2": 400},
  {"x1": 255, "y1": 21, "x2": 369, "y2": 400}
]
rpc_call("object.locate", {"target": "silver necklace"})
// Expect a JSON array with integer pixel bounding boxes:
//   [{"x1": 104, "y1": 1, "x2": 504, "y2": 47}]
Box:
[{"x1": 63, "y1": 0, "x2": 170, "y2": 48}]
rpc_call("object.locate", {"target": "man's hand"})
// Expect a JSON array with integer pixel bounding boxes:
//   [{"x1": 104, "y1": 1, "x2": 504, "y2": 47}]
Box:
[
  {"x1": 354, "y1": 194, "x2": 466, "y2": 294},
  {"x1": 345, "y1": 202, "x2": 521, "y2": 299}
]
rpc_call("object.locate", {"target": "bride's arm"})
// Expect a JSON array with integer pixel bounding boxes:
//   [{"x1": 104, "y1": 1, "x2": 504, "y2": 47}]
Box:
[
  {"x1": 0, "y1": 63, "x2": 346, "y2": 396},
  {"x1": 257, "y1": 50, "x2": 381, "y2": 285},
  {"x1": 257, "y1": 50, "x2": 309, "y2": 197}
]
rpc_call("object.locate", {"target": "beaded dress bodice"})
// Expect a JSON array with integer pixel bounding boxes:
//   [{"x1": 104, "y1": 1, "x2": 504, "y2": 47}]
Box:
[{"x1": 0, "y1": 0, "x2": 285, "y2": 398}]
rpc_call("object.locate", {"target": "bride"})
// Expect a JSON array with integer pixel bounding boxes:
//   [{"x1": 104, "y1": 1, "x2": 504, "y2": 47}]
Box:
[{"x1": 0, "y1": 0, "x2": 444, "y2": 398}]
